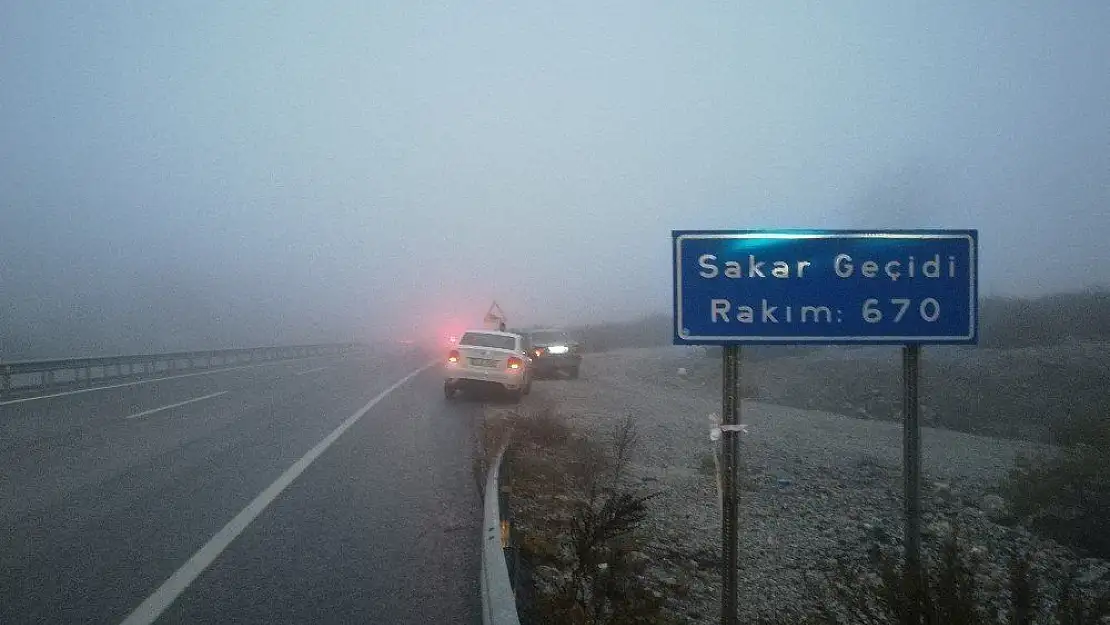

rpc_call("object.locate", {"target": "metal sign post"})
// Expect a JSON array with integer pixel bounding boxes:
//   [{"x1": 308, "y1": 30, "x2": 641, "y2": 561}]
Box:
[
  {"x1": 720, "y1": 345, "x2": 742, "y2": 625},
  {"x1": 903, "y1": 344, "x2": 923, "y2": 623}
]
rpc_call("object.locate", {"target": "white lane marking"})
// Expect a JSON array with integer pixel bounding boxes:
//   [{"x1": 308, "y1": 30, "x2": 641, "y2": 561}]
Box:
[
  {"x1": 124, "y1": 391, "x2": 230, "y2": 420},
  {"x1": 0, "y1": 356, "x2": 334, "y2": 407},
  {"x1": 293, "y1": 366, "x2": 328, "y2": 376},
  {"x1": 117, "y1": 363, "x2": 432, "y2": 625}
]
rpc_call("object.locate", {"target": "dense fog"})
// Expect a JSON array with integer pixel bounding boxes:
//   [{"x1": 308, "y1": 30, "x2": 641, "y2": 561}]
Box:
[{"x1": 2, "y1": 2, "x2": 1107, "y2": 358}]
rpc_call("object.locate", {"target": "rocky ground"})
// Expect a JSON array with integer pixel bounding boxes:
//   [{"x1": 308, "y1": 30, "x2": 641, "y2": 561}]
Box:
[{"x1": 496, "y1": 346, "x2": 1109, "y2": 624}]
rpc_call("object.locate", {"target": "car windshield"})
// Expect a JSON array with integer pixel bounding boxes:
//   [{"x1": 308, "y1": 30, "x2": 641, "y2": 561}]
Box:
[
  {"x1": 530, "y1": 331, "x2": 570, "y2": 345},
  {"x1": 459, "y1": 332, "x2": 516, "y2": 350}
]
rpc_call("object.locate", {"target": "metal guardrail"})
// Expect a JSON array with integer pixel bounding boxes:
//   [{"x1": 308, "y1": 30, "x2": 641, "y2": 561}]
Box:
[
  {"x1": 481, "y1": 442, "x2": 522, "y2": 625},
  {"x1": 0, "y1": 343, "x2": 362, "y2": 396}
]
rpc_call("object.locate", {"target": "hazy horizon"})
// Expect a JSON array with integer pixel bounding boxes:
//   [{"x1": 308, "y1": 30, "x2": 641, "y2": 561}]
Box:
[{"x1": 2, "y1": 2, "x2": 1108, "y2": 357}]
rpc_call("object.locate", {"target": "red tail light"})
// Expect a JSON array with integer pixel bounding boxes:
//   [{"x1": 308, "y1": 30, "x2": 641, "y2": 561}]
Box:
[
  {"x1": 507, "y1": 356, "x2": 523, "y2": 370},
  {"x1": 534, "y1": 348, "x2": 543, "y2": 357},
  {"x1": 447, "y1": 350, "x2": 459, "y2": 363}
]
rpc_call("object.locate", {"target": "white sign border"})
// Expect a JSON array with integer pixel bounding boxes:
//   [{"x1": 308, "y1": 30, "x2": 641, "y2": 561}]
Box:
[{"x1": 674, "y1": 231, "x2": 977, "y2": 343}]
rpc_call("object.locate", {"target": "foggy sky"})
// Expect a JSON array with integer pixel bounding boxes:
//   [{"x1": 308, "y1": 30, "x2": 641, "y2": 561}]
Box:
[{"x1": 2, "y1": 2, "x2": 1108, "y2": 353}]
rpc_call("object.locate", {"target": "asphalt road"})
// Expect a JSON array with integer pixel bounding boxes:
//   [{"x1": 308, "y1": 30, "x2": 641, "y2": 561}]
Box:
[{"x1": 0, "y1": 350, "x2": 483, "y2": 624}]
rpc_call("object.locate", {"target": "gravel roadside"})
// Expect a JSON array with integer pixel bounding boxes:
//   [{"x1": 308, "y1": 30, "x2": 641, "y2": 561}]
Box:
[{"x1": 520, "y1": 346, "x2": 1106, "y2": 624}]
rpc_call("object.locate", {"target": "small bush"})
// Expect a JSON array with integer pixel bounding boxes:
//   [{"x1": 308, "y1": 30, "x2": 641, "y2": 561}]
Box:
[
  {"x1": 1005, "y1": 424, "x2": 1110, "y2": 559},
  {"x1": 808, "y1": 530, "x2": 985, "y2": 625},
  {"x1": 507, "y1": 410, "x2": 675, "y2": 625},
  {"x1": 542, "y1": 417, "x2": 667, "y2": 624},
  {"x1": 548, "y1": 489, "x2": 661, "y2": 623},
  {"x1": 516, "y1": 405, "x2": 573, "y2": 449}
]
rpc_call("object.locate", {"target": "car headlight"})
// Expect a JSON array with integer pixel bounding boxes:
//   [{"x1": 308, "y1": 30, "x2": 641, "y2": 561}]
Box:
[{"x1": 547, "y1": 345, "x2": 569, "y2": 355}]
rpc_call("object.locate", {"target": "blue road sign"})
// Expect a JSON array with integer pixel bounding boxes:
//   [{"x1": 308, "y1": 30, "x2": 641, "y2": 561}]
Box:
[{"x1": 673, "y1": 230, "x2": 978, "y2": 345}]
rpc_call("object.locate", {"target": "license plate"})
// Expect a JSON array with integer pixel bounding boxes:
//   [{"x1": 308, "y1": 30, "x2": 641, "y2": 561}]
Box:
[{"x1": 469, "y1": 358, "x2": 497, "y2": 367}]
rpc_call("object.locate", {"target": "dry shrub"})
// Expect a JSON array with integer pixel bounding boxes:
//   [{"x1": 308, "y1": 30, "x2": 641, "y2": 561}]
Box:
[
  {"x1": 790, "y1": 527, "x2": 1109, "y2": 625},
  {"x1": 506, "y1": 410, "x2": 675, "y2": 625}
]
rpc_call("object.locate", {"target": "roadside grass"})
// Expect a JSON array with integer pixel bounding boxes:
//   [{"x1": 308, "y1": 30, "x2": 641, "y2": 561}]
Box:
[{"x1": 767, "y1": 527, "x2": 1110, "y2": 625}]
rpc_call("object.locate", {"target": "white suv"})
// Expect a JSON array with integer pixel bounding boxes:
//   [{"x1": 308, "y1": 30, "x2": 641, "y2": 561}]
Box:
[{"x1": 443, "y1": 330, "x2": 533, "y2": 401}]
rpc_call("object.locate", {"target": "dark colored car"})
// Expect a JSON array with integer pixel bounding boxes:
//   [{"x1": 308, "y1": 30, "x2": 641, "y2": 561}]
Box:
[{"x1": 524, "y1": 328, "x2": 582, "y2": 379}]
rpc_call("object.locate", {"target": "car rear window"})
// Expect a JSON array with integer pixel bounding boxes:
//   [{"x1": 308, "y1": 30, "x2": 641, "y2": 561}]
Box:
[
  {"x1": 529, "y1": 331, "x2": 569, "y2": 344},
  {"x1": 459, "y1": 332, "x2": 517, "y2": 350}
]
